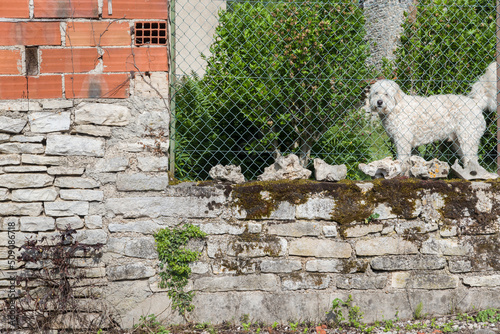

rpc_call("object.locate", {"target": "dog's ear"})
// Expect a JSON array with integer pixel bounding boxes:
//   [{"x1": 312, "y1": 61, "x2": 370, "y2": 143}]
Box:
[{"x1": 393, "y1": 87, "x2": 403, "y2": 104}]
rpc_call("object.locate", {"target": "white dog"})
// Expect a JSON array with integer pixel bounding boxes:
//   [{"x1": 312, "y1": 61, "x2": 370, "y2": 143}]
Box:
[
  {"x1": 469, "y1": 61, "x2": 497, "y2": 112},
  {"x1": 369, "y1": 79, "x2": 486, "y2": 170}
]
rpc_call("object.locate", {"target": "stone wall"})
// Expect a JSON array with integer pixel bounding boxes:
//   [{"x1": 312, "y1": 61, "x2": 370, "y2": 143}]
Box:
[{"x1": 6, "y1": 177, "x2": 500, "y2": 329}]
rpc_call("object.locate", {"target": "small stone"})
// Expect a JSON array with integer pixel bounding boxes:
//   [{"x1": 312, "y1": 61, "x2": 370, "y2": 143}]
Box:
[
  {"x1": 75, "y1": 229, "x2": 107, "y2": 245},
  {"x1": 451, "y1": 160, "x2": 498, "y2": 180},
  {"x1": 11, "y1": 187, "x2": 58, "y2": 202},
  {"x1": 0, "y1": 174, "x2": 53, "y2": 189},
  {"x1": 42, "y1": 100, "x2": 75, "y2": 109},
  {"x1": 47, "y1": 167, "x2": 85, "y2": 175},
  {"x1": 85, "y1": 215, "x2": 103, "y2": 229},
  {"x1": 408, "y1": 156, "x2": 449, "y2": 179},
  {"x1": 0, "y1": 154, "x2": 20, "y2": 165},
  {"x1": 107, "y1": 263, "x2": 155, "y2": 281},
  {"x1": 282, "y1": 273, "x2": 329, "y2": 290},
  {"x1": 22, "y1": 154, "x2": 64, "y2": 165},
  {"x1": 289, "y1": 238, "x2": 351, "y2": 258},
  {"x1": 44, "y1": 201, "x2": 90, "y2": 217},
  {"x1": 10, "y1": 135, "x2": 44, "y2": 142},
  {"x1": 209, "y1": 164, "x2": 245, "y2": 183},
  {"x1": 93, "y1": 157, "x2": 129, "y2": 172},
  {"x1": 108, "y1": 220, "x2": 160, "y2": 234},
  {"x1": 3, "y1": 165, "x2": 47, "y2": 173},
  {"x1": 54, "y1": 177, "x2": 100, "y2": 189},
  {"x1": 358, "y1": 157, "x2": 402, "y2": 179},
  {"x1": 260, "y1": 259, "x2": 302, "y2": 273},
  {"x1": 72, "y1": 125, "x2": 112, "y2": 137},
  {"x1": 59, "y1": 189, "x2": 104, "y2": 202},
  {"x1": 46, "y1": 135, "x2": 105, "y2": 157},
  {"x1": 116, "y1": 173, "x2": 169, "y2": 191},
  {"x1": 0, "y1": 143, "x2": 44, "y2": 154},
  {"x1": 257, "y1": 154, "x2": 311, "y2": 181},
  {"x1": 314, "y1": 158, "x2": 346, "y2": 181},
  {"x1": 305, "y1": 259, "x2": 343, "y2": 272},
  {"x1": 323, "y1": 225, "x2": 338, "y2": 237},
  {"x1": 0, "y1": 202, "x2": 43, "y2": 216},
  {"x1": 56, "y1": 216, "x2": 84, "y2": 230},
  {"x1": 137, "y1": 156, "x2": 169, "y2": 172},
  {"x1": 20, "y1": 217, "x2": 55, "y2": 232}
]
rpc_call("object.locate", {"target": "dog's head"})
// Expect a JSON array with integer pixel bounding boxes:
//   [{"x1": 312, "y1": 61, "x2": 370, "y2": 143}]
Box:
[{"x1": 369, "y1": 79, "x2": 403, "y2": 115}]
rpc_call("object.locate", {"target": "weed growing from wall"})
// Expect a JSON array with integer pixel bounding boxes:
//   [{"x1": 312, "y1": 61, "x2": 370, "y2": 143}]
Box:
[{"x1": 154, "y1": 224, "x2": 207, "y2": 317}]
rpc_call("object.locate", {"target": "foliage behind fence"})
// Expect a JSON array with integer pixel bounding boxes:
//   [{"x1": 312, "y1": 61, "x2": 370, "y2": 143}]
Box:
[{"x1": 172, "y1": 0, "x2": 498, "y2": 180}]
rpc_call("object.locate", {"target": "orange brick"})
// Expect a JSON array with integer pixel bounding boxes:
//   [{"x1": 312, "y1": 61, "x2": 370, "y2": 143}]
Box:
[
  {"x1": 66, "y1": 22, "x2": 131, "y2": 47},
  {"x1": 65, "y1": 73, "x2": 130, "y2": 98},
  {"x1": 0, "y1": 1, "x2": 30, "y2": 18},
  {"x1": 34, "y1": 0, "x2": 98, "y2": 18},
  {"x1": 103, "y1": 0, "x2": 168, "y2": 19},
  {"x1": 0, "y1": 22, "x2": 61, "y2": 46},
  {"x1": 0, "y1": 76, "x2": 28, "y2": 100},
  {"x1": 40, "y1": 48, "x2": 99, "y2": 73},
  {"x1": 0, "y1": 50, "x2": 22, "y2": 75},
  {"x1": 27, "y1": 75, "x2": 63, "y2": 99},
  {"x1": 102, "y1": 47, "x2": 168, "y2": 72}
]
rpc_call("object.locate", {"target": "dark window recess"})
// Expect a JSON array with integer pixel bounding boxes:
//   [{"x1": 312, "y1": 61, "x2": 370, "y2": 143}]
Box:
[
  {"x1": 25, "y1": 47, "x2": 39, "y2": 76},
  {"x1": 135, "y1": 22, "x2": 167, "y2": 45}
]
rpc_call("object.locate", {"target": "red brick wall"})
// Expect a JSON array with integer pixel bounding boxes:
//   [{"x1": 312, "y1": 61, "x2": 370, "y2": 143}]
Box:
[{"x1": 0, "y1": 0, "x2": 169, "y2": 100}]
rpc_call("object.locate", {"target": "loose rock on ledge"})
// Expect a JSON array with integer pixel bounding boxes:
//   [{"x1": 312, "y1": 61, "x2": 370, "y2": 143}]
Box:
[
  {"x1": 314, "y1": 158, "x2": 346, "y2": 181},
  {"x1": 209, "y1": 164, "x2": 246, "y2": 183},
  {"x1": 408, "y1": 156, "x2": 449, "y2": 179},
  {"x1": 451, "y1": 160, "x2": 498, "y2": 180},
  {"x1": 257, "y1": 154, "x2": 312, "y2": 181},
  {"x1": 358, "y1": 157, "x2": 402, "y2": 179}
]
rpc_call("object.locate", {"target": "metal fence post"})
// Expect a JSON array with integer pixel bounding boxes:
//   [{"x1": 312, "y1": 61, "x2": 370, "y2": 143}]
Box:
[
  {"x1": 169, "y1": 0, "x2": 177, "y2": 176},
  {"x1": 497, "y1": 0, "x2": 500, "y2": 175}
]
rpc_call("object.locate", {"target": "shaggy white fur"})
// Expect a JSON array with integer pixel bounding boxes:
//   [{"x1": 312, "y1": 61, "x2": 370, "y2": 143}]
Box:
[
  {"x1": 369, "y1": 79, "x2": 486, "y2": 169},
  {"x1": 469, "y1": 62, "x2": 497, "y2": 112}
]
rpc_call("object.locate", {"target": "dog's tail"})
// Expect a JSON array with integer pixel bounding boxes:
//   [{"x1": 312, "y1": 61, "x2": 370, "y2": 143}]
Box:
[{"x1": 468, "y1": 62, "x2": 497, "y2": 112}]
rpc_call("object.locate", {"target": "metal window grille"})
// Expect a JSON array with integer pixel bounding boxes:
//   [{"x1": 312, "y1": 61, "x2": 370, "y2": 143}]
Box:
[{"x1": 135, "y1": 22, "x2": 167, "y2": 45}]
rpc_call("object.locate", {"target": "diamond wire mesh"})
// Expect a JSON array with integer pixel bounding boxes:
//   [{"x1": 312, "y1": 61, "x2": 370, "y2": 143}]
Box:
[{"x1": 171, "y1": 0, "x2": 499, "y2": 181}]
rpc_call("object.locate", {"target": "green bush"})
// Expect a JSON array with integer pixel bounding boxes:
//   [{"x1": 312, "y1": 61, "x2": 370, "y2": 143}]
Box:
[
  {"x1": 173, "y1": 0, "x2": 372, "y2": 180},
  {"x1": 389, "y1": 0, "x2": 496, "y2": 168}
]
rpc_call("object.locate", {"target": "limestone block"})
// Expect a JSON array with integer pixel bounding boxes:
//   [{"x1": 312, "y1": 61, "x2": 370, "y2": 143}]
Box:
[
  {"x1": 11, "y1": 187, "x2": 58, "y2": 202},
  {"x1": 4, "y1": 166, "x2": 47, "y2": 173},
  {"x1": 267, "y1": 221, "x2": 321, "y2": 237},
  {"x1": 211, "y1": 260, "x2": 256, "y2": 275},
  {"x1": 42, "y1": 100, "x2": 74, "y2": 109},
  {"x1": 314, "y1": 158, "x2": 347, "y2": 181},
  {"x1": 60, "y1": 189, "x2": 104, "y2": 202},
  {"x1": 107, "y1": 263, "x2": 155, "y2": 281},
  {"x1": 94, "y1": 157, "x2": 129, "y2": 172},
  {"x1": 394, "y1": 220, "x2": 438, "y2": 234},
  {"x1": 418, "y1": 192, "x2": 445, "y2": 223},
  {"x1": 123, "y1": 237, "x2": 157, "y2": 259},
  {"x1": 448, "y1": 259, "x2": 472, "y2": 273},
  {"x1": 196, "y1": 222, "x2": 245, "y2": 235},
  {"x1": 85, "y1": 215, "x2": 103, "y2": 229},
  {"x1": 323, "y1": 225, "x2": 338, "y2": 237},
  {"x1": 451, "y1": 160, "x2": 498, "y2": 180},
  {"x1": 0, "y1": 189, "x2": 9, "y2": 201},
  {"x1": 257, "y1": 154, "x2": 311, "y2": 181},
  {"x1": 0, "y1": 116, "x2": 27, "y2": 133},
  {"x1": 28, "y1": 112, "x2": 70, "y2": 133},
  {"x1": 56, "y1": 216, "x2": 84, "y2": 230},
  {"x1": 0, "y1": 101, "x2": 41, "y2": 111},
  {"x1": 370, "y1": 256, "x2": 446, "y2": 271},
  {"x1": 20, "y1": 217, "x2": 55, "y2": 232},
  {"x1": 463, "y1": 275, "x2": 500, "y2": 287},
  {"x1": 337, "y1": 275, "x2": 387, "y2": 290},
  {"x1": 358, "y1": 157, "x2": 402, "y2": 179},
  {"x1": 247, "y1": 222, "x2": 262, "y2": 234},
  {"x1": 281, "y1": 273, "x2": 330, "y2": 290},
  {"x1": 54, "y1": 177, "x2": 100, "y2": 189},
  {"x1": 296, "y1": 198, "x2": 335, "y2": 220},
  {"x1": 72, "y1": 125, "x2": 112, "y2": 137},
  {"x1": 106, "y1": 196, "x2": 225, "y2": 218},
  {"x1": 47, "y1": 167, "x2": 85, "y2": 176},
  {"x1": 75, "y1": 229, "x2": 107, "y2": 245},
  {"x1": 0, "y1": 143, "x2": 44, "y2": 154},
  {"x1": 0, "y1": 203, "x2": 42, "y2": 216},
  {"x1": 408, "y1": 274, "x2": 458, "y2": 290},
  {"x1": 190, "y1": 262, "x2": 210, "y2": 274},
  {"x1": 116, "y1": 173, "x2": 169, "y2": 191},
  {"x1": 137, "y1": 156, "x2": 169, "y2": 172},
  {"x1": 289, "y1": 238, "x2": 351, "y2": 258},
  {"x1": 344, "y1": 224, "x2": 383, "y2": 238},
  {"x1": 46, "y1": 135, "x2": 105, "y2": 157},
  {"x1": 0, "y1": 154, "x2": 20, "y2": 165},
  {"x1": 75, "y1": 103, "x2": 131, "y2": 126},
  {"x1": 194, "y1": 274, "x2": 279, "y2": 292},
  {"x1": 209, "y1": 164, "x2": 245, "y2": 184},
  {"x1": 0, "y1": 232, "x2": 36, "y2": 247},
  {"x1": 260, "y1": 259, "x2": 302, "y2": 273},
  {"x1": 22, "y1": 154, "x2": 64, "y2": 165},
  {"x1": 0, "y1": 133, "x2": 9, "y2": 142},
  {"x1": 44, "y1": 201, "x2": 90, "y2": 217},
  {"x1": 0, "y1": 174, "x2": 53, "y2": 189},
  {"x1": 11, "y1": 135, "x2": 44, "y2": 142},
  {"x1": 355, "y1": 237, "x2": 418, "y2": 256},
  {"x1": 440, "y1": 226, "x2": 457, "y2": 238},
  {"x1": 207, "y1": 236, "x2": 287, "y2": 258},
  {"x1": 108, "y1": 220, "x2": 160, "y2": 234},
  {"x1": 305, "y1": 259, "x2": 343, "y2": 273},
  {"x1": 1, "y1": 217, "x2": 19, "y2": 231},
  {"x1": 373, "y1": 203, "x2": 398, "y2": 220},
  {"x1": 420, "y1": 238, "x2": 472, "y2": 256}
]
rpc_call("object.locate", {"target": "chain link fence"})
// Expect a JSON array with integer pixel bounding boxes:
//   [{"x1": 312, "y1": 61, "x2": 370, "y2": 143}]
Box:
[{"x1": 170, "y1": 0, "x2": 498, "y2": 181}]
